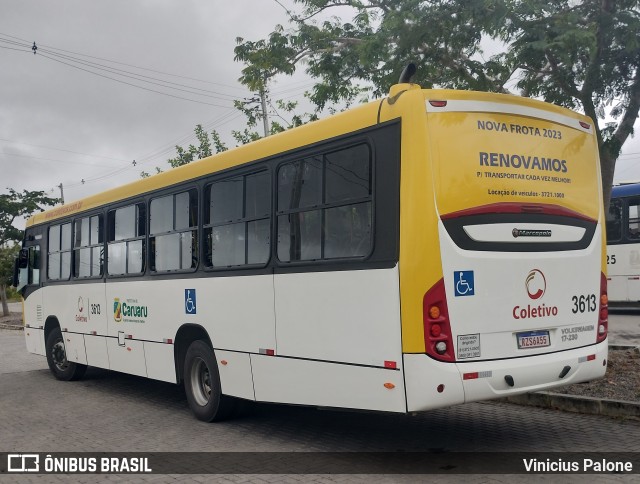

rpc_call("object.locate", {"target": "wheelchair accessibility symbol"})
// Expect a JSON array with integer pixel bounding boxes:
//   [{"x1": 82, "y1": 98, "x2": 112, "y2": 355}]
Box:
[
  {"x1": 454, "y1": 271, "x2": 475, "y2": 297},
  {"x1": 185, "y1": 289, "x2": 197, "y2": 314}
]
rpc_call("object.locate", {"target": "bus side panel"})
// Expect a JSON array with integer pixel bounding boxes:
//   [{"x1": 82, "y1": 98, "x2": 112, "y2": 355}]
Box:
[
  {"x1": 106, "y1": 338, "x2": 147, "y2": 377},
  {"x1": 41, "y1": 283, "x2": 108, "y2": 344},
  {"x1": 273, "y1": 266, "x2": 402, "y2": 367},
  {"x1": 606, "y1": 243, "x2": 640, "y2": 303},
  {"x1": 106, "y1": 276, "x2": 275, "y2": 354},
  {"x1": 144, "y1": 341, "x2": 177, "y2": 383},
  {"x1": 24, "y1": 288, "x2": 44, "y2": 356},
  {"x1": 62, "y1": 331, "x2": 87, "y2": 365},
  {"x1": 25, "y1": 327, "x2": 45, "y2": 356},
  {"x1": 403, "y1": 354, "x2": 465, "y2": 411},
  {"x1": 251, "y1": 354, "x2": 406, "y2": 412},
  {"x1": 215, "y1": 350, "x2": 255, "y2": 400},
  {"x1": 84, "y1": 334, "x2": 110, "y2": 368}
]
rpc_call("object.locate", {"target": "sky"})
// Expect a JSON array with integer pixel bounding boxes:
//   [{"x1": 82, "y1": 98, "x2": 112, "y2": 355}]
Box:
[
  {"x1": 1, "y1": 0, "x2": 640, "y2": 216},
  {"x1": 0, "y1": 0, "x2": 310, "y2": 205}
]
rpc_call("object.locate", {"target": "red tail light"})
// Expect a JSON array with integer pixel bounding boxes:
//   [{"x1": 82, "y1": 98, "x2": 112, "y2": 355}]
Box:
[
  {"x1": 597, "y1": 272, "x2": 608, "y2": 344},
  {"x1": 423, "y1": 278, "x2": 455, "y2": 362}
]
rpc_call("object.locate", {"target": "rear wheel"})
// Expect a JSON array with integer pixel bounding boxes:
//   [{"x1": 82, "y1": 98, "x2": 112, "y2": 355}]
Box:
[
  {"x1": 183, "y1": 340, "x2": 235, "y2": 422},
  {"x1": 45, "y1": 327, "x2": 87, "y2": 381}
]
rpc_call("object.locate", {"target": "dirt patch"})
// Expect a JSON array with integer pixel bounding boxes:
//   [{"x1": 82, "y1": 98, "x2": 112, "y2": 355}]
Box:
[
  {"x1": 0, "y1": 312, "x2": 23, "y2": 329},
  {"x1": 552, "y1": 347, "x2": 640, "y2": 403}
]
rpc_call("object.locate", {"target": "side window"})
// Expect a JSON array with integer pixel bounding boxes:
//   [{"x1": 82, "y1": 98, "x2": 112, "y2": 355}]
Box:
[
  {"x1": 107, "y1": 203, "x2": 146, "y2": 276},
  {"x1": 204, "y1": 171, "x2": 270, "y2": 268},
  {"x1": 606, "y1": 199, "x2": 622, "y2": 242},
  {"x1": 74, "y1": 215, "x2": 104, "y2": 278},
  {"x1": 29, "y1": 246, "x2": 41, "y2": 285},
  {"x1": 277, "y1": 144, "x2": 372, "y2": 262},
  {"x1": 48, "y1": 222, "x2": 72, "y2": 280},
  {"x1": 628, "y1": 199, "x2": 640, "y2": 240},
  {"x1": 150, "y1": 189, "x2": 198, "y2": 272}
]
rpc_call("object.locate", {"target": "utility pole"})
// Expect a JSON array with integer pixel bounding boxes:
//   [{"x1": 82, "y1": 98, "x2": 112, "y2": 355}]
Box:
[
  {"x1": 57, "y1": 183, "x2": 65, "y2": 205},
  {"x1": 259, "y1": 73, "x2": 269, "y2": 137},
  {"x1": 259, "y1": 86, "x2": 269, "y2": 138}
]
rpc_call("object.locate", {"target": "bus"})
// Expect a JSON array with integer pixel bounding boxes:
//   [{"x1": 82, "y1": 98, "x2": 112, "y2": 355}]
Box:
[
  {"x1": 605, "y1": 182, "x2": 640, "y2": 304},
  {"x1": 14, "y1": 78, "x2": 608, "y2": 422}
]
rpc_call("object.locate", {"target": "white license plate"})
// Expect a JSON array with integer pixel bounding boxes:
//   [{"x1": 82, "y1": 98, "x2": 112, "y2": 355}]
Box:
[{"x1": 517, "y1": 330, "x2": 550, "y2": 349}]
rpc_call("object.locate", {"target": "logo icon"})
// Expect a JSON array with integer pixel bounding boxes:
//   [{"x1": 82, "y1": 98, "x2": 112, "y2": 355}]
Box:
[
  {"x1": 185, "y1": 289, "x2": 197, "y2": 315},
  {"x1": 7, "y1": 454, "x2": 39, "y2": 472},
  {"x1": 113, "y1": 298, "x2": 122, "y2": 322},
  {"x1": 77, "y1": 297, "x2": 84, "y2": 313},
  {"x1": 513, "y1": 228, "x2": 552, "y2": 238},
  {"x1": 525, "y1": 269, "x2": 546, "y2": 300},
  {"x1": 454, "y1": 270, "x2": 475, "y2": 297}
]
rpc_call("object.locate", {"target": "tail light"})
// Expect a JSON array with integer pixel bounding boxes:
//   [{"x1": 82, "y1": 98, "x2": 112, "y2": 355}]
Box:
[
  {"x1": 597, "y1": 272, "x2": 608, "y2": 344},
  {"x1": 423, "y1": 278, "x2": 455, "y2": 362}
]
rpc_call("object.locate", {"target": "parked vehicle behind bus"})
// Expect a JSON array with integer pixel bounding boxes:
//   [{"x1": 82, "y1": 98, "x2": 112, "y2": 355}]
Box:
[
  {"x1": 605, "y1": 183, "x2": 640, "y2": 305},
  {"x1": 15, "y1": 72, "x2": 608, "y2": 422}
]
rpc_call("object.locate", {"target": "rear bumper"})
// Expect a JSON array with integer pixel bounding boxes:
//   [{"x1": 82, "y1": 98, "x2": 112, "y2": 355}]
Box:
[{"x1": 404, "y1": 341, "x2": 608, "y2": 412}]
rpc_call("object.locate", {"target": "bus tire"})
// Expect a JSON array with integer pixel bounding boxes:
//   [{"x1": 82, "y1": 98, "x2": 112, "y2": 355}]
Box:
[
  {"x1": 45, "y1": 327, "x2": 87, "y2": 381},
  {"x1": 183, "y1": 340, "x2": 235, "y2": 422}
]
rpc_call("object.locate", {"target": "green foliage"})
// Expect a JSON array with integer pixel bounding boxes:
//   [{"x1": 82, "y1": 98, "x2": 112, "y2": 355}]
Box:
[
  {"x1": 0, "y1": 188, "x2": 59, "y2": 247},
  {"x1": 168, "y1": 124, "x2": 215, "y2": 168},
  {"x1": 0, "y1": 245, "x2": 18, "y2": 287},
  {"x1": 141, "y1": 125, "x2": 229, "y2": 177},
  {"x1": 235, "y1": 0, "x2": 640, "y2": 205}
]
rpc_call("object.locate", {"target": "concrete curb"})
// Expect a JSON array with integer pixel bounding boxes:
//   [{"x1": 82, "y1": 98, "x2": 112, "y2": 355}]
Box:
[
  {"x1": 505, "y1": 391, "x2": 640, "y2": 420},
  {"x1": 0, "y1": 323, "x2": 23, "y2": 331},
  {"x1": 505, "y1": 345, "x2": 640, "y2": 419}
]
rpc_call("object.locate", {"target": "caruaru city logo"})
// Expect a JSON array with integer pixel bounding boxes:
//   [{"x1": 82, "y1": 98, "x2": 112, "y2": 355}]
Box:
[{"x1": 513, "y1": 269, "x2": 559, "y2": 319}]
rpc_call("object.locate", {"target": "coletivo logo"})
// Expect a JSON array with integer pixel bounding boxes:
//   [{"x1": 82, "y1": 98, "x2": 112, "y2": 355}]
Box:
[
  {"x1": 525, "y1": 269, "x2": 546, "y2": 300},
  {"x1": 513, "y1": 269, "x2": 558, "y2": 320}
]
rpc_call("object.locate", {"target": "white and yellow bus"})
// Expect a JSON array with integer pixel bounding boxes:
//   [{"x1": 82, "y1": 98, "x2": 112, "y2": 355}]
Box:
[
  {"x1": 605, "y1": 182, "x2": 640, "y2": 304},
  {"x1": 15, "y1": 78, "x2": 608, "y2": 421}
]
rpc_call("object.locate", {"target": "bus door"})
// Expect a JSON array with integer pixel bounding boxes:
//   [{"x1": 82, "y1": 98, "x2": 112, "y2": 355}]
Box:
[{"x1": 15, "y1": 228, "x2": 45, "y2": 355}]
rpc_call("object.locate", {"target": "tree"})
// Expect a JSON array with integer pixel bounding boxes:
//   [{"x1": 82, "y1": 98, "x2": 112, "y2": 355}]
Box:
[
  {"x1": 0, "y1": 188, "x2": 59, "y2": 316},
  {"x1": 141, "y1": 125, "x2": 227, "y2": 177},
  {"x1": 235, "y1": 0, "x2": 640, "y2": 208},
  {"x1": 142, "y1": 101, "x2": 317, "y2": 177}
]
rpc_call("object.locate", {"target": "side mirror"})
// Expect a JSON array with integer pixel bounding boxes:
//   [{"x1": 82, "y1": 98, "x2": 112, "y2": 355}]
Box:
[
  {"x1": 14, "y1": 249, "x2": 29, "y2": 292},
  {"x1": 18, "y1": 248, "x2": 28, "y2": 269}
]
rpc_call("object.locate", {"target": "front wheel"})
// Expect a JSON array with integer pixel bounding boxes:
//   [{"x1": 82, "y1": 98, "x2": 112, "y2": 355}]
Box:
[
  {"x1": 183, "y1": 340, "x2": 236, "y2": 422},
  {"x1": 45, "y1": 327, "x2": 87, "y2": 381}
]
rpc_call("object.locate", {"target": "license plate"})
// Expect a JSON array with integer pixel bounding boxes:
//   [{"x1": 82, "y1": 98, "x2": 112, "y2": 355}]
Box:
[{"x1": 517, "y1": 330, "x2": 550, "y2": 349}]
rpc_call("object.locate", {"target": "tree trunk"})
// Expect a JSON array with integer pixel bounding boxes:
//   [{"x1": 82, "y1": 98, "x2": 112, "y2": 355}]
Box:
[
  {"x1": 600, "y1": 148, "x2": 616, "y2": 215},
  {"x1": 0, "y1": 284, "x2": 9, "y2": 317}
]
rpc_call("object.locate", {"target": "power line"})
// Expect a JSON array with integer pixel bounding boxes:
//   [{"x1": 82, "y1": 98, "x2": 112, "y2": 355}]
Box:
[
  {"x1": 0, "y1": 151, "x2": 115, "y2": 168},
  {"x1": 0, "y1": 138, "x2": 130, "y2": 162},
  {"x1": 36, "y1": 51, "x2": 237, "y2": 109},
  {"x1": 36, "y1": 47, "x2": 242, "y2": 101},
  {"x1": 0, "y1": 31, "x2": 249, "y2": 91}
]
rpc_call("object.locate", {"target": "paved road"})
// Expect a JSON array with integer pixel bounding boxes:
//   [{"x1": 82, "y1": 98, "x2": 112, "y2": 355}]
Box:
[
  {"x1": 1, "y1": 329, "x2": 639, "y2": 483},
  {"x1": 609, "y1": 309, "x2": 640, "y2": 346}
]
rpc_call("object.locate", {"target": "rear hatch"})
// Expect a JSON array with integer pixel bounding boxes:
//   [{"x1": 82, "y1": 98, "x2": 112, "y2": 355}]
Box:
[{"x1": 426, "y1": 92, "x2": 603, "y2": 361}]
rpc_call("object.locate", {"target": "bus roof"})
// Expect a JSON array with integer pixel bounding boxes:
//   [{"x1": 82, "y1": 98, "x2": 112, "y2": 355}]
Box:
[
  {"x1": 612, "y1": 183, "x2": 640, "y2": 199},
  {"x1": 27, "y1": 99, "x2": 382, "y2": 228},
  {"x1": 27, "y1": 86, "x2": 596, "y2": 227}
]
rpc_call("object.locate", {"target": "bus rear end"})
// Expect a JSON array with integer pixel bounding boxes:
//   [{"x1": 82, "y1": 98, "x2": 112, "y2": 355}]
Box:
[{"x1": 402, "y1": 90, "x2": 607, "y2": 411}]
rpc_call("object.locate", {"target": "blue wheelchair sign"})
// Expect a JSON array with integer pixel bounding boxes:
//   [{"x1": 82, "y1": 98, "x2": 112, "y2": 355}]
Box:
[
  {"x1": 454, "y1": 271, "x2": 475, "y2": 297},
  {"x1": 185, "y1": 289, "x2": 197, "y2": 314}
]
